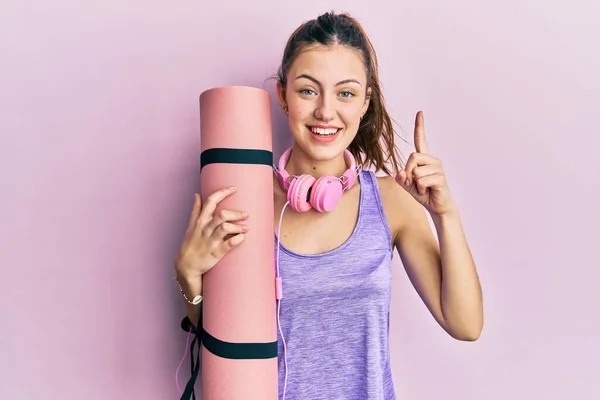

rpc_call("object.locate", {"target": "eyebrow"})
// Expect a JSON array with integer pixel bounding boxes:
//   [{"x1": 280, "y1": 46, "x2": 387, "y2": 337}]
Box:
[{"x1": 294, "y1": 74, "x2": 362, "y2": 87}]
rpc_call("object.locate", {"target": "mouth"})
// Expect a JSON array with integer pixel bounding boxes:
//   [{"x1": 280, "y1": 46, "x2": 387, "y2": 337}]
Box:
[
  {"x1": 308, "y1": 126, "x2": 341, "y2": 136},
  {"x1": 307, "y1": 126, "x2": 342, "y2": 143}
]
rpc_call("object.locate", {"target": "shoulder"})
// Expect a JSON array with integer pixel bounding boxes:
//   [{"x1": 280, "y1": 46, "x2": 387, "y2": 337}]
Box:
[{"x1": 375, "y1": 174, "x2": 430, "y2": 245}]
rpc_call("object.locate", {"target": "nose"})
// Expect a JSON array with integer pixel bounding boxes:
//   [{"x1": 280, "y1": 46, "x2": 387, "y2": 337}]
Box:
[{"x1": 314, "y1": 95, "x2": 335, "y2": 122}]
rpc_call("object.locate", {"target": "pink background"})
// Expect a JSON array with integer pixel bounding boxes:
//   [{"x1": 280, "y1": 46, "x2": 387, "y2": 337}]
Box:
[{"x1": 1, "y1": 1, "x2": 598, "y2": 399}]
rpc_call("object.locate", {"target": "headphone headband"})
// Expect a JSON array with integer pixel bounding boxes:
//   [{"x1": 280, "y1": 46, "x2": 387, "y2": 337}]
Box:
[{"x1": 275, "y1": 147, "x2": 358, "y2": 191}]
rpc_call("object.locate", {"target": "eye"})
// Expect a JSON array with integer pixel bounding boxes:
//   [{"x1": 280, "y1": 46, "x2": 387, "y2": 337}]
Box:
[
  {"x1": 339, "y1": 91, "x2": 355, "y2": 99},
  {"x1": 299, "y1": 89, "x2": 316, "y2": 96}
]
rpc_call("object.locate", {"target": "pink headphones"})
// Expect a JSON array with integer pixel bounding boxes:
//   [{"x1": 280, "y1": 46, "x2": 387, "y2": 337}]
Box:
[{"x1": 274, "y1": 147, "x2": 361, "y2": 213}]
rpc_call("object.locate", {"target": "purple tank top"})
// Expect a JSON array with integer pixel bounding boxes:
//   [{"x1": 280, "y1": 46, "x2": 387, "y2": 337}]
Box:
[{"x1": 275, "y1": 170, "x2": 396, "y2": 400}]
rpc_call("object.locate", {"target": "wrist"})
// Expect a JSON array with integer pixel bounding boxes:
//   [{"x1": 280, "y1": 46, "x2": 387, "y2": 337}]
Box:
[
  {"x1": 174, "y1": 273, "x2": 203, "y2": 305},
  {"x1": 431, "y1": 207, "x2": 460, "y2": 227},
  {"x1": 174, "y1": 258, "x2": 203, "y2": 280},
  {"x1": 174, "y1": 263, "x2": 203, "y2": 299}
]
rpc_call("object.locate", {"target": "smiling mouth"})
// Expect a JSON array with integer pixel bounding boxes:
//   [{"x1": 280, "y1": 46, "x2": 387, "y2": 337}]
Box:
[{"x1": 309, "y1": 126, "x2": 341, "y2": 136}]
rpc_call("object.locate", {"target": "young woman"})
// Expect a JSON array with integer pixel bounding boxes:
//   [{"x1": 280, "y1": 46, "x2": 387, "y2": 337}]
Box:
[{"x1": 175, "y1": 11, "x2": 483, "y2": 400}]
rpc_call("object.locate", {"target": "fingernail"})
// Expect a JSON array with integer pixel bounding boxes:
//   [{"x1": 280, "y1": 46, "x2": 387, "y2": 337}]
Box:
[{"x1": 229, "y1": 186, "x2": 237, "y2": 191}]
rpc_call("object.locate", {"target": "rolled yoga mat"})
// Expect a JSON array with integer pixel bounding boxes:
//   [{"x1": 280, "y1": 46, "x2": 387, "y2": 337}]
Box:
[{"x1": 199, "y1": 86, "x2": 278, "y2": 400}]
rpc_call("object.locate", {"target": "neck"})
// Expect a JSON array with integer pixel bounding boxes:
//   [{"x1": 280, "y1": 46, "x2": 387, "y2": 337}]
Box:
[{"x1": 285, "y1": 145, "x2": 350, "y2": 178}]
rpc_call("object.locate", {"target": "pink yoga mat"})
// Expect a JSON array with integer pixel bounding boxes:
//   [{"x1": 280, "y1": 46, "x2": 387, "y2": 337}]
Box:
[{"x1": 199, "y1": 86, "x2": 278, "y2": 400}]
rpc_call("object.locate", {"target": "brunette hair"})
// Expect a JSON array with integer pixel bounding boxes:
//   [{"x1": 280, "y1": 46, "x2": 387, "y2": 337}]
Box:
[{"x1": 276, "y1": 11, "x2": 403, "y2": 175}]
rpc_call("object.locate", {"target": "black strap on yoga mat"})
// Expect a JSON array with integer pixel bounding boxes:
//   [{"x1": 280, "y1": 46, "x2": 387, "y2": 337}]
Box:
[
  {"x1": 201, "y1": 328, "x2": 278, "y2": 360},
  {"x1": 200, "y1": 148, "x2": 273, "y2": 170},
  {"x1": 178, "y1": 311, "x2": 278, "y2": 399}
]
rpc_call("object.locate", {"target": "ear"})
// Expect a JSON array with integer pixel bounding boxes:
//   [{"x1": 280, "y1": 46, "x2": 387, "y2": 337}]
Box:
[
  {"x1": 276, "y1": 80, "x2": 287, "y2": 110},
  {"x1": 362, "y1": 87, "x2": 372, "y2": 115}
]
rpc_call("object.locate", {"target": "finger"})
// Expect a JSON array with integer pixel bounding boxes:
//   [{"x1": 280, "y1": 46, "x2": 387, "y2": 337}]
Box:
[
  {"x1": 202, "y1": 209, "x2": 248, "y2": 237},
  {"x1": 399, "y1": 175, "x2": 421, "y2": 198},
  {"x1": 414, "y1": 111, "x2": 429, "y2": 155},
  {"x1": 412, "y1": 165, "x2": 439, "y2": 180},
  {"x1": 415, "y1": 174, "x2": 445, "y2": 195},
  {"x1": 212, "y1": 233, "x2": 246, "y2": 260},
  {"x1": 197, "y1": 186, "x2": 238, "y2": 226},
  {"x1": 403, "y1": 152, "x2": 434, "y2": 186},
  {"x1": 210, "y1": 221, "x2": 249, "y2": 242},
  {"x1": 398, "y1": 167, "x2": 431, "y2": 195},
  {"x1": 395, "y1": 169, "x2": 407, "y2": 186},
  {"x1": 187, "y1": 193, "x2": 202, "y2": 230}
]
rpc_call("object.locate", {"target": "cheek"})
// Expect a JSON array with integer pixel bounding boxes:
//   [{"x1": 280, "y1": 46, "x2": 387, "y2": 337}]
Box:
[
  {"x1": 288, "y1": 103, "x2": 311, "y2": 122},
  {"x1": 340, "y1": 104, "x2": 363, "y2": 124}
]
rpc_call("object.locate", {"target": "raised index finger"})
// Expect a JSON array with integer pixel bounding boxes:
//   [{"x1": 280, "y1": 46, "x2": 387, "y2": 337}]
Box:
[{"x1": 414, "y1": 111, "x2": 429, "y2": 154}]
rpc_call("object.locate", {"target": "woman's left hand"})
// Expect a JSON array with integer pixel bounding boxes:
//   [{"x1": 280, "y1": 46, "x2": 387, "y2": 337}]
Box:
[{"x1": 395, "y1": 111, "x2": 457, "y2": 216}]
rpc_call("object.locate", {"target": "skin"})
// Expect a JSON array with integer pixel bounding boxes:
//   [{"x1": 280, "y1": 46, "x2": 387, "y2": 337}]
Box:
[{"x1": 175, "y1": 44, "x2": 483, "y2": 341}]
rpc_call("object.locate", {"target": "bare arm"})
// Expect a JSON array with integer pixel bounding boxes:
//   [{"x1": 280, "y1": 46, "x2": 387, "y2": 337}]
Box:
[
  {"x1": 393, "y1": 189, "x2": 483, "y2": 341},
  {"x1": 382, "y1": 111, "x2": 483, "y2": 341}
]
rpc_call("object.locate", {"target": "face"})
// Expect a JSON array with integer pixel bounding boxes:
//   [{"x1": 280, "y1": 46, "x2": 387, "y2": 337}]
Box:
[{"x1": 277, "y1": 44, "x2": 371, "y2": 162}]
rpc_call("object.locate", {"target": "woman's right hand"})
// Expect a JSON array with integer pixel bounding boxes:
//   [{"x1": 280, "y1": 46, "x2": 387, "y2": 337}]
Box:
[{"x1": 174, "y1": 186, "x2": 248, "y2": 280}]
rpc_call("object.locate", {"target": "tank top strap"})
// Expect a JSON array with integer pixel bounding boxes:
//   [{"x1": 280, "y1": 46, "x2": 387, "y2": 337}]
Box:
[{"x1": 355, "y1": 169, "x2": 393, "y2": 252}]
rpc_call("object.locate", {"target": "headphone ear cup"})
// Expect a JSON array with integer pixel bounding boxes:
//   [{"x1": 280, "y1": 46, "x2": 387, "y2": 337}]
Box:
[
  {"x1": 310, "y1": 176, "x2": 344, "y2": 212},
  {"x1": 287, "y1": 174, "x2": 316, "y2": 212}
]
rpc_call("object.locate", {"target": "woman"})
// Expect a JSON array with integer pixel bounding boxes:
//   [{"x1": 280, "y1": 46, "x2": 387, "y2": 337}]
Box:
[{"x1": 175, "y1": 11, "x2": 483, "y2": 400}]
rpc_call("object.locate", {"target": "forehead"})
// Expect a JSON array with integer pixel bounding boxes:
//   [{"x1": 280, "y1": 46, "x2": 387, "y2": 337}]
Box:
[{"x1": 288, "y1": 44, "x2": 367, "y2": 84}]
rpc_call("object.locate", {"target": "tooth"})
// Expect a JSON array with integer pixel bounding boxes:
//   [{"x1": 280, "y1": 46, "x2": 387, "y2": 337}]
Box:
[{"x1": 311, "y1": 127, "x2": 338, "y2": 135}]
